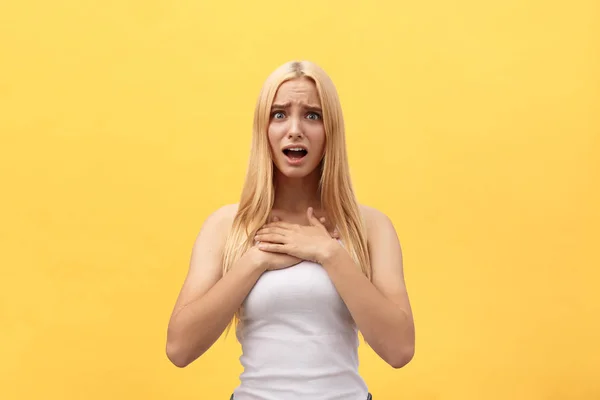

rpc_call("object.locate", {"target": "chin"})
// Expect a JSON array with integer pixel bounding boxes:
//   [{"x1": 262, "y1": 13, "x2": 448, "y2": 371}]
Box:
[
  {"x1": 276, "y1": 166, "x2": 314, "y2": 179},
  {"x1": 274, "y1": 161, "x2": 319, "y2": 179}
]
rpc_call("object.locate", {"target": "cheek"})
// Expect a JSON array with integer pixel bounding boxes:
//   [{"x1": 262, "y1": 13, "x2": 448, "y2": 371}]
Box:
[
  {"x1": 309, "y1": 126, "x2": 326, "y2": 155},
  {"x1": 267, "y1": 123, "x2": 287, "y2": 159},
  {"x1": 267, "y1": 124, "x2": 280, "y2": 149}
]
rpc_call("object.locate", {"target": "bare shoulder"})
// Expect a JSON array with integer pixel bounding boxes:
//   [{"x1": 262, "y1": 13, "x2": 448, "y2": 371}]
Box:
[
  {"x1": 359, "y1": 203, "x2": 389, "y2": 220},
  {"x1": 204, "y1": 203, "x2": 239, "y2": 231},
  {"x1": 358, "y1": 203, "x2": 406, "y2": 281},
  {"x1": 193, "y1": 203, "x2": 239, "y2": 244},
  {"x1": 358, "y1": 204, "x2": 396, "y2": 242},
  {"x1": 190, "y1": 202, "x2": 239, "y2": 268}
]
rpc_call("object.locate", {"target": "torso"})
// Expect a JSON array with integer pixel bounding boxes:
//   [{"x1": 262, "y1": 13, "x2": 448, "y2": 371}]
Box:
[
  {"x1": 233, "y1": 259, "x2": 369, "y2": 400},
  {"x1": 228, "y1": 205, "x2": 373, "y2": 400}
]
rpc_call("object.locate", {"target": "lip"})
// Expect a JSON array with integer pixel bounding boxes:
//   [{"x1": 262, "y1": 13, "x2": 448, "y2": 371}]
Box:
[
  {"x1": 281, "y1": 144, "x2": 308, "y2": 166},
  {"x1": 281, "y1": 144, "x2": 308, "y2": 152},
  {"x1": 284, "y1": 154, "x2": 306, "y2": 166}
]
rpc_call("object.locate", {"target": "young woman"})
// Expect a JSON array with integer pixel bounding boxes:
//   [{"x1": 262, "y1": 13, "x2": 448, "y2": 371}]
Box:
[{"x1": 166, "y1": 61, "x2": 415, "y2": 399}]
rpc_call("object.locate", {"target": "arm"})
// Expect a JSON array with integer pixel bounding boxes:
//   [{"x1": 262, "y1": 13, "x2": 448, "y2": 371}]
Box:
[
  {"x1": 321, "y1": 207, "x2": 415, "y2": 368},
  {"x1": 165, "y1": 204, "x2": 263, "y2": 368}
]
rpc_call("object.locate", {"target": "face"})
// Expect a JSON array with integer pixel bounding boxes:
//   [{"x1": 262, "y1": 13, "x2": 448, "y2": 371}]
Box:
[{"x1": 268, "y1": 77, "x2": 326, "y2": 179}]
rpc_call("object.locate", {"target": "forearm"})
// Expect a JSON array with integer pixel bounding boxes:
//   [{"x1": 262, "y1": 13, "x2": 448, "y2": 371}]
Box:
[
  {"x1": 166, "y1": 253, "x2": 262, "y2": 367},
  {"x1": 321, "y1": 245, "x2": 414, "y2": 368}
]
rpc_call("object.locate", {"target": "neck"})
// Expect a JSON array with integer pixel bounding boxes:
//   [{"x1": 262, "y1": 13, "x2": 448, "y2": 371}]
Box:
[{"x1": 272, "y1": 169, "x2": 321, "y2": 213}]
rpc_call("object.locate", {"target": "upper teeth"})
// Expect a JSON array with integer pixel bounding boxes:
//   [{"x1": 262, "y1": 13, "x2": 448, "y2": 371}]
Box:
[{"x1": 288, "y1": 148, "x2": 304, "y2": 151}]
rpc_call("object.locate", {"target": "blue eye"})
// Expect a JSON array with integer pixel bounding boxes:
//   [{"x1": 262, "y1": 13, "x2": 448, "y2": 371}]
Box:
[
  {"x1": 307, "y1": 112, "x2": 321, "y2": 120},
  {"x1": 272, "y1": 111, "x2": 285, "y2": 119}
]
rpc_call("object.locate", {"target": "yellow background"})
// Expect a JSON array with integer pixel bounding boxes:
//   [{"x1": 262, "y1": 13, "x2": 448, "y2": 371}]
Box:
[{"x1": 1, "y1": 0, "x2": 599, "y2": 399}]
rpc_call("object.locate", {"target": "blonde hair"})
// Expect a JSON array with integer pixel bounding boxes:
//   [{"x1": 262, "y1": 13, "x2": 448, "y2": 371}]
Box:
[{"x1": 222, "y1": 60, "x2": 371, "y2": 326}]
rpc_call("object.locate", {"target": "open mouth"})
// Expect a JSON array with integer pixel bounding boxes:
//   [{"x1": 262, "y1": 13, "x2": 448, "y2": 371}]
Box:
[{"x1": 283, "y1": 148, "x2": 308, "y2": 160}]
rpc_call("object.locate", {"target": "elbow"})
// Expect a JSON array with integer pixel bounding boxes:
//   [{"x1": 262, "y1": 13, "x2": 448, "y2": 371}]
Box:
[
  {"x1": 166, "y1": 334, "x2": 197, "y2": 368},
  {"x1": 166, "y1": 321, "x2": 215, "y2": 368},
  {"x1": 166, "y1": 342, "x2": 191, "y2": 368},
  {"x1": 387, "y1": 345, "x2": 415, "y2": 369}
]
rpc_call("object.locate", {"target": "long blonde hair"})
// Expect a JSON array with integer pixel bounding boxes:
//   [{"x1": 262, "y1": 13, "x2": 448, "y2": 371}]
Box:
[{"x1": 222, "y1": 60, "x2": 372, "y2": 324}]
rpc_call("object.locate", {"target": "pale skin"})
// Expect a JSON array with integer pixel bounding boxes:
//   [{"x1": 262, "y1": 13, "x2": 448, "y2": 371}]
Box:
[{"x1": 166, "y1": 77, "x2": 415, "y2": 369}]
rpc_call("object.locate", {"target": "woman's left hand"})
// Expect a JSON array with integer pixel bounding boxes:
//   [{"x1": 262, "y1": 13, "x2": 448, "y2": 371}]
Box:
[{"x1": 255, "y1": 207, "x2": 341, "y2": 265}]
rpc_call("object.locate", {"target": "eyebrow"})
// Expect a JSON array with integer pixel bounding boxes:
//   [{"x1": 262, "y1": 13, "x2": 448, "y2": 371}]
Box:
[{"x1": 271, "y1": 102, "x2": 322, "y2": 112}]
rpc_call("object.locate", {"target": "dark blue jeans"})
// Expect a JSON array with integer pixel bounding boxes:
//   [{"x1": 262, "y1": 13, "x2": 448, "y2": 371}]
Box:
[{"x1": 230, "y1": 394, "x2": 372, "y2": 399}]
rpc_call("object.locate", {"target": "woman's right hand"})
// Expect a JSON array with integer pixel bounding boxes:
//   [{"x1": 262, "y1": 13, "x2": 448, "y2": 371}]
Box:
[{"x1": 247, "y1": 245, "x2": 302, "y2": 272}]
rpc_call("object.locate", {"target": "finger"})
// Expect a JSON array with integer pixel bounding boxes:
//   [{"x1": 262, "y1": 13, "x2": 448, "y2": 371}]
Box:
[
  {"x1": 272, "y1": 215, "x2": 280, "y2": 222},
  {"x1": 256, "y1": 226, "x2": 289, "y2": 236},
  {"x1": 255, "y1": 233, "x2": 288, "y2": 244},
  {"x1": 331, "y1": 229, "x2": 339, "y2": 239},
  {"x1": 319, "y1": 217, "x2": 326, "y2": 224},
  {"x1": 257, "y1": 242, "x2": 288, "y2": 253},
  {"x1": 307, "y1": 207, "x2": 316, "y2": 225},
  {"x1": 307, "y1": 207, "x2": 324, "y2": 227}
]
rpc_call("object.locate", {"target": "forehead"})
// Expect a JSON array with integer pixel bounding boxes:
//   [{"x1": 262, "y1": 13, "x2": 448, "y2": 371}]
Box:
[{"x1": 272, "y1": 77, "x2": 321, "y2": 106}]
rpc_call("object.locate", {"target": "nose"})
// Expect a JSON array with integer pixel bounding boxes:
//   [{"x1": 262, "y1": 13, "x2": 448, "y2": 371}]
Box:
[{"x1": 287, "y1": 116, "x2": 303, "y2": 140}]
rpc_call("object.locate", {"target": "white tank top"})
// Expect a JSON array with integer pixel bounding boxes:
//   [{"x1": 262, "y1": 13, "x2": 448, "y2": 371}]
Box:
[{"x1": 232, "y1": 258, "x2": 369, "y2": 400}]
